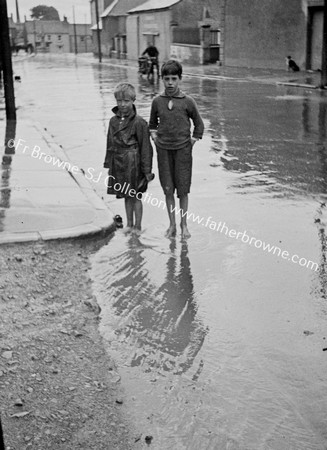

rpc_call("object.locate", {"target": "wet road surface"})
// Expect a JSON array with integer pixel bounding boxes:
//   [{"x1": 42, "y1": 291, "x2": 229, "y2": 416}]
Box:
[{"x1": 6, "y1": 55, "x2": 327, "y2": 449}]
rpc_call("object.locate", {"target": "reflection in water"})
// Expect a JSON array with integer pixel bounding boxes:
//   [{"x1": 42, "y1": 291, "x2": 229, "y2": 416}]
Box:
[
  {"x1": 302, "y1": 96, "x2": 311, "y2": 137},
  {"x1": 138, "y1": 75, "x2": 160, "y2": 99},
  {"x1": 318, "y1": 92, "x2": 327, "y2": 142},
  {"x1": 0, "y1": 120, "x2": 16, "y2": 230},
  {"x1": 213, "y1": 85, "x2": 327, "y2": 197},
  {"x1": 92, "y1": 233, "x2": 207, "y2": 376}
]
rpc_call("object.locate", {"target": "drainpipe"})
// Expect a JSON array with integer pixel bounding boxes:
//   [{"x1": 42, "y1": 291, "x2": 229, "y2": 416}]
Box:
[
  {"x1": 320, "y1": 0, "x2": 327, "y2": 88},
  {"x1": 137, "y1": 15, "x2": 140, "y2": 57}
]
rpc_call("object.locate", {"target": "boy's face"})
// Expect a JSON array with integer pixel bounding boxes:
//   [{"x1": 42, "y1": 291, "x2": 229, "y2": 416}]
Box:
[
  {"x1": 115, "y1": 93, "x2": 134, "y2": 117},
  {"x1": 162, "y1": 74, "x2": 181, "y2": 96}
]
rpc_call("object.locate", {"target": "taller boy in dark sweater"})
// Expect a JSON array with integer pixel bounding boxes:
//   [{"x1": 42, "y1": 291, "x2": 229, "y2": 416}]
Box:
[{"x1": 149, "y1": 60, "x2": 204, "y2": 239}]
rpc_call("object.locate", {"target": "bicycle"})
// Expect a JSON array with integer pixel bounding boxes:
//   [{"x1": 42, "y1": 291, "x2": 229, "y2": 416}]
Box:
[{"x1": 138, "y1": 56, "x2": 159, "y2": 80}]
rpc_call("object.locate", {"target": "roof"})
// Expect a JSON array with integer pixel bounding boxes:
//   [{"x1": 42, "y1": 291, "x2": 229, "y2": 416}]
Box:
[
  {"x1": 69, "y1": 24, "x2": 92, "y2": 35},
  {"x1": 128, "y1": 0, "x2": 181, "y2": 13},
  {"x1": 100, "y1": 0, "x2": 119, "y2": 18},
  {"x1": 25, "y1": 20, "x2": 69, "y2": 34},
  {"x1": 102, "y1": 0, "x2": 147, "y2": 17}
]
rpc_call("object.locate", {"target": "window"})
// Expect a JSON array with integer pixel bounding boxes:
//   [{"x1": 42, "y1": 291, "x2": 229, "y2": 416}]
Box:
[
  {"x1": 210, "y1": 30, "x2": 220, "y2": 46},
  {"x1": 47, "y1": 34, "x2": 51, "y2": 40},
  {"x1": 80, "y1": 36, "x2": 84, "y2": 42},
  {"x1": 58, "y1": 35, "x2": 62, "y2": 41},
  {"x1": 121, "y1": 36, "x2": 127, "y2": 54}
]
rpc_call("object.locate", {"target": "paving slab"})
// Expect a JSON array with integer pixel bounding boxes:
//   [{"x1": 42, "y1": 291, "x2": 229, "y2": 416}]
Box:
[{"x1": 0, "y1": 119, "x2": 115, "y2": 244}]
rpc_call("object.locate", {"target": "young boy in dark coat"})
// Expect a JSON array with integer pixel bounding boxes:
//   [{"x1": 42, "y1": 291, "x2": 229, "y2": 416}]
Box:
[{"x1": 104, "y1": 82, "x2": 154, "y2": 232}]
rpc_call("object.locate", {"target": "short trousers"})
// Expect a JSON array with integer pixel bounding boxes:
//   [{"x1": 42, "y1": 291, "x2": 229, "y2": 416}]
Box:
[{"x1": 156, "y1": 144, "x2": 192, "y2": 198}]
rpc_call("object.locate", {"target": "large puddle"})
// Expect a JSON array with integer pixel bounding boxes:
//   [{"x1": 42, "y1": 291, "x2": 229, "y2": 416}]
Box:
[{"x1": 91, "y1": 208, "x2": 327, "y2": 449}]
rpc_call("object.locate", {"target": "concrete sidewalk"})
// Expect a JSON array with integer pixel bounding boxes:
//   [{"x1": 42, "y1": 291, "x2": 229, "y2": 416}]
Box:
[
  {"x1": 0, "y1": 118, "x2": 115, "y2": 245},
  {"x1": 182, "y1": 63, "x2": 324, "y2": 89}
]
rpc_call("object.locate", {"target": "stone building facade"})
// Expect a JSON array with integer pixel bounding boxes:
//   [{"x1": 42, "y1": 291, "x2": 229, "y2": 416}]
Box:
[{"x1": 90, "y1": 0, "x2": 326, "y2": 70}]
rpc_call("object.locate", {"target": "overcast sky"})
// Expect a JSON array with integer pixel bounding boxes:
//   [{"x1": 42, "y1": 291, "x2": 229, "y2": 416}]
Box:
[{"x1": 8, "y1": 0, "x2": 91, "y2": 24}]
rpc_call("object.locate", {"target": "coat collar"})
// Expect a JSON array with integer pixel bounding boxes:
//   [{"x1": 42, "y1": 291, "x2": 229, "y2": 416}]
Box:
[
  {"x1": 111, "y1": 105, "x2": 137, "y2": 134},
  {"x1": 112, "y1": 104, "x2": 137, "y2": 119},
  {"x1": 160, "y1": 89, "x2": 185, "y2": 99}
]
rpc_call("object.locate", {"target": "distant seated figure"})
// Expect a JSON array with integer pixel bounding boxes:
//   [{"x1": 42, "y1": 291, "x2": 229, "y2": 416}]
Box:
[
  {"x1": 142, "y1": 43, "x2": 159, "y2": 60},
  {"x1": 141, "y1": 43, "x2": 159, "y2": 77},
  {"x1": 286, "y1": 55, "x2": 300, "y2": 72}
]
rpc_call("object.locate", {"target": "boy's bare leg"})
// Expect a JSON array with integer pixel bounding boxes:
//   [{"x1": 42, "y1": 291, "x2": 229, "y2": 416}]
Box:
[
  {"x1": 124, "y1": 197, "x2": 134, "y2": 232},
  {"x1": 134, "y1": 198, "x2": 143, "y2": 232},
  {"x1": 165, "y1": 193, "x2": 177, "y2": 238},
  {"x1": 179, "y1": 194, "x2": 191, "y2": 239}
]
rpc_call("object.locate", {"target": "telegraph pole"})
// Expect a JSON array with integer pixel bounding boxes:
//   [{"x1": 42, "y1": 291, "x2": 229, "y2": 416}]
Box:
[
  {"x1": 85, "y1": 15, "x2": 87, "y2": 52},
  {"x1": 94, "y1": 0, "x2": 102, "y2": 62},
  {"x1": 33, "y1": 19, "x2": 37, "y2": 54},
  {"x1": 0, "y1": 0, "x2": 16, "y2": 120},
  {"x1": 15, "y1": 0, "x2": 20, "y2": 23},
  {"x1": 320, "y1": 0, "x2": 327, "y2": 88},
  {"x1": 73, "y1": 6, "x2": 78, "y2": 54}
]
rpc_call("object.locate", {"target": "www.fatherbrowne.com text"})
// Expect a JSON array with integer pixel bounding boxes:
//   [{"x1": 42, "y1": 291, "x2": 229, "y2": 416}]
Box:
[{"x1": 9, "y1": 138, "x2": 319, "y2": 272}]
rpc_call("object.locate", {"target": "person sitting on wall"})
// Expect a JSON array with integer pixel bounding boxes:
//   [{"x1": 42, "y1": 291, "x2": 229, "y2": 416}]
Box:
[
  {"x1": 142, "y1": 43, "x2": 159, "y2": 77},
  {"x1": 286, "y1": 56, "x2": 300, "y2": 72}
]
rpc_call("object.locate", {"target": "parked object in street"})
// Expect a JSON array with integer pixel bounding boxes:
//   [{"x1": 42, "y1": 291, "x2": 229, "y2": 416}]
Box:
[
  {"x1": 138, "y1": 56, "x2": 159, "y2": 79},
  {"x1": 141, "y1": 43, "x2": 159, "y2": 78},
  {"x1": 286, "y1": 55, "x2": 300, "y2": 72},
  {"x1": 138, "y1": 56, "x2": 150, "y2": 75},
  {"x1": 13, "y1": 42, "x2": 34, "y2": 54},
  {"x1": 113, "y1": 214, "x2": 123, "y2": 228}
]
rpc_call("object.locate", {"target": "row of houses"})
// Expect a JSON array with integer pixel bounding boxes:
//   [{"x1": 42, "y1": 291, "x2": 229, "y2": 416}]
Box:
[
  {"x1": 90, "y1": 0, "x2": 326, "y2": 70},
  {"x1": 8, "y1": 15, "x2": 93, "y2": 54}
]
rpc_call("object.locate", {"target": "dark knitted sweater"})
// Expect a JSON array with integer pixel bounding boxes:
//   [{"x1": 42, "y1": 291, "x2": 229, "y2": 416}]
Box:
[{"x1": 149, "y1": 89, "x2": 204, "y2": 150}]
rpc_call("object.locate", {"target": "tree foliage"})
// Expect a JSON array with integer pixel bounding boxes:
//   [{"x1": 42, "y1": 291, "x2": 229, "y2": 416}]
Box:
[{"x1": 30, "y1": 5, "x2": 60, "y2": 21}]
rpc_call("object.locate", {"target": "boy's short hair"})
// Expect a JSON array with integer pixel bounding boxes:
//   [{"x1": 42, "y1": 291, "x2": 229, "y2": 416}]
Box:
[
  {"x1": 114, "y1": 82, "x2": 136, "y2": 101},
  {"x1": 161, "y1": 60, "x2": 183, "y2": 79}
]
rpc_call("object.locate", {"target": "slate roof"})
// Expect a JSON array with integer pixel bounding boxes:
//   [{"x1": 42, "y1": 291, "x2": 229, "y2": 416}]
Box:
[
  {"x1": 68, "y1": 24, "x2": 92, "y2": 36},
  {"x1": 25, "y1": 20, "x2": 69, "y2": 34},
  {"x1": 102, "y1": 0, "x2": 147, "y2": 17},
  {"x1": 128, "y1": 0, "x2": 181, "y2": 13},
  {"x1": 101, "y1": 0, "x2": 119, "y2": 18}
]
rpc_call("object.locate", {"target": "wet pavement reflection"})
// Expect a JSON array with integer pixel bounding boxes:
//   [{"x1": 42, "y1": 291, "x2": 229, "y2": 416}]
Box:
[
  {"x1": 4, "y1": 55, "x2": 327, "y2": 448},
  {"x1": 93, "y1": 234, "x2": 207, "y2": 374}
]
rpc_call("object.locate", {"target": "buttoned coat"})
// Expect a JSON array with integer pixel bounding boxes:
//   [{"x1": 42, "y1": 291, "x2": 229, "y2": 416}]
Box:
[{"x1": 104, "y1": 106, "x2": 153, "y2": 197}]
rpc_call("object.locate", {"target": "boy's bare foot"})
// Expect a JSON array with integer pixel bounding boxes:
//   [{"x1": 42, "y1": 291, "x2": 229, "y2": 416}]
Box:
[
  {"x1": 165, "y1": 225, "x2": 176, "y2": 238},
  {"x1": 133, "y1": 226, "x2": 142, "y2": 236},
  {"x1": 181, "y1": 224, "x2": 191, "y2": 239}
]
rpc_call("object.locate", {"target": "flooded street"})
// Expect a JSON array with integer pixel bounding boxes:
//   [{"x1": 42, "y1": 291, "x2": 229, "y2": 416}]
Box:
[{"x1": 12, "y1": 55, "x2": 327, "y2": 448}]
